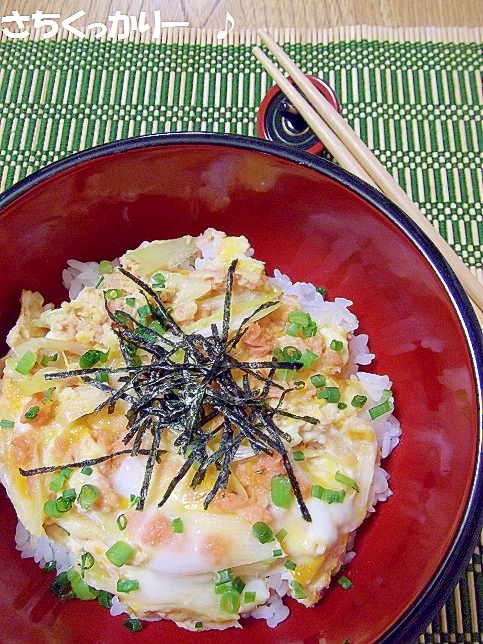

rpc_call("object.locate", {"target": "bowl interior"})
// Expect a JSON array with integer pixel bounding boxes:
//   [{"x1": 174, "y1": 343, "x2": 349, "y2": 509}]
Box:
[{"x1": 0, "y1": 135, "x2": 480, "y2": 643}]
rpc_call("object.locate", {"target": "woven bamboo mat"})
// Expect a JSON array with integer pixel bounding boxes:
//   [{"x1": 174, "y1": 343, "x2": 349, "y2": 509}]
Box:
[{"x1": 0, "y1": 25, "x2": 482, "y2": 643}]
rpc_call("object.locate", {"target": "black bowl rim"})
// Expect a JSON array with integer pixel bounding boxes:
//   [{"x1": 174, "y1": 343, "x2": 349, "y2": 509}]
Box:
[{"x1": 0, "y1": 131, "x2": 482, "y2": 643}]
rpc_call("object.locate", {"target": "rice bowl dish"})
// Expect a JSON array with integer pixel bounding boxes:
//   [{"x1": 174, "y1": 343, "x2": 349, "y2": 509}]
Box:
[
  {"x1": 0, "y1": 228, "x2": 401, "y2": 631},
  {"x1": 0, "y1": 132, "x2": 480, "y2": 644}
]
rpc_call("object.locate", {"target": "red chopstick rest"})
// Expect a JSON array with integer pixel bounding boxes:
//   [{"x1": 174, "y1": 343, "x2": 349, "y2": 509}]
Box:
[{"x1": 256, "y1": 75, "x2": 341, "y2": 155}]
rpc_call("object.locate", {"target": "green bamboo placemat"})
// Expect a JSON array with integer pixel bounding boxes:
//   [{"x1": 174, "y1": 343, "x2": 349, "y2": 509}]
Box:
[{"x1": 0, "y1": 26, "x2": 482, "y2": 643}]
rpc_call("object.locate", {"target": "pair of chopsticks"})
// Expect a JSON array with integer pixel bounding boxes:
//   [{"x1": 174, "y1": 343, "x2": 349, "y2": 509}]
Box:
[{"x1": 254, "y1": 30, "x2": 483, "y2": 326}]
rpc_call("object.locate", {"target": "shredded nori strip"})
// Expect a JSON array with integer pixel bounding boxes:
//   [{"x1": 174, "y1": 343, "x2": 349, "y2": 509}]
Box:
[{"x1": 21, "y1": 260, "x2": 316, "y2": 521}]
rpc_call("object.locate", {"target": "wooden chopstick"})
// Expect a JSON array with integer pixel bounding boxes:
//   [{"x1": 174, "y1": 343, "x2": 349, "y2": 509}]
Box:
[
  {"x1": 253, "y1": 47, "x2": 377, "y2": 188},
  {"x1": 255, "y1": 29, "x2": 483, "y2": 325}
]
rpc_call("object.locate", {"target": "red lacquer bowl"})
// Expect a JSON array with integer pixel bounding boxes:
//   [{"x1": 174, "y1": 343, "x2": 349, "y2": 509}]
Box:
[{"x1": 0, "y1": 133, "x2": 481, "y2": 644}]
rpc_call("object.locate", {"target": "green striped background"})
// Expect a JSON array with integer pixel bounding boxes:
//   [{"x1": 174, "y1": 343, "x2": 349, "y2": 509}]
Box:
[
  {"x1": 0, "y1": 33, "x2": 482, "y2": 642},
  {"x1": 0, "y1": 38, "x2": 482, "y2": 280}
]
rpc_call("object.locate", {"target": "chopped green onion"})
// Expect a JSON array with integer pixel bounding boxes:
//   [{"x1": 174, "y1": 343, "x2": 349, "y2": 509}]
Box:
[
  {"x1": 129, "y1": 494, "x2": 140, "y2": 507},
  {"x1": 300, "y1": 349, "x2": 318, "y2": 369},
  {"x1": 61, "y1": 467, "x2": 72, "y2": 479},
  {"x1": 286, "y1": 311, "x2": 317, "y2": 338},
  {"x1": 42, "y1": 387, "x2": 55, "y2": 404},
  {"x1": 125, "y1": 297, "x2": 136, "y2": 307},
  {"x1": 15, "y1": 350, "x2": 37, "y2": 375},
  {"x1": 77, "y1": 484, "x2": 99, "y2": 509},
  {"x1": 316, "y1": 386, "x2": 340, "y2": 403},
  {"x1": 0, "y1": 419, "x2": 14, "y2": 429},
  {"x1": 311, "y1": 485, "x2": 346, "y2": 504},
  {"x1": 117, "y1": 513, "x2": 128, "y2": 531},
  {"x1": 50, "y1": 571, "x2": 72, "y2": 599},
  {"x1": 97, "y1": 589, "x2": 113, "y2": 609},
  {"x1": 24, "y1": 406, "x2": 39, "y2": 421},
  {"x1": 98, "y1": 260, "x2": 113, "y2": 274},
  {"x1": 105, "y1": 541, "x2": 134, "y2": 567},
  {"x1": 80, "y1": 552, "x2": 95, "y2": 577},
  {"x1": 135, "y1": 326, "x2": 153, "y2": 340},
  {"x1": 44, "y1": 487, "x2": 76, "y2": 517},
  {"x1": 49, "y1": 472, "x2": 67, "y2": 492},
  {"x1": 66, "y1": 568, "x2": 98, "y2": 600},
  {"x1": 302, "y1": 320, "x2": 317, "y2": 338},
  {"x1": 316, "y1": 286, "x2": 326, "y2": 296},
  {"x1": 271, "y1": 475, "x2": 292, "y2": 510},
  {"x1": 194, "y1": 621, "x2": 203, "y2": 629},
  {"x1": 338, "y1": 575, "x2": 353, "y2": 590},
  {"x1": 273, "y1": 345, "x2": 307, "y2": 380},
  {"x1": 292, "y1": 450, "x2": 305, "y2": 461},
  {"x1": 291, "y1": 580, "x2": 307, "y2": 599},
  {"x1": 351, "y1": 394, "x2": 367, "y2": 408},
  {"x1": 275, "y1": 528, "x2": 288, "y2": 542},
  {"x1": 95, "y1": 372, "x2": 109, "y2": 383},
  {"x1": 286, "y1": 322, "x2": 302, "y2": 337},
  {"x1": 79, "y1": 349, "x2": 109, "y2": 369},
  {"x1": 171, "y1": 517, "x2": 184, "y2": 534},
  {"x1": 62, "y1": 487, "x2": 76, "y2": 501},
  {"x1": 81, "y1": 466, "x2": 93, "y2": 476},
  {"x1": 232, "y1": 577, "x2": 245, "y2": 594},
  {"x1": 369, "y1": 399, "x2": 393, "y2": 419},
  {"x1": 148, "y1": 320, "x2": 165, "y2": 335},
  {"x1": 117, "y1": 579, "x2": 139, "y2": 593},
  {"x1": 49, "y1": 471, "x2": 67, "y2": 492},
  {"x1": 44, "y1": 499, "x2": 64, "y2": 518},
  {"x1": 125, "y1": 344, "x2": 141, "y2": 367},
  {"x1": 40, "y1": 353, "x2": 58, "y2": 367},
  {"x1": 252, "y1": 521, "x2": 275, "y2": 544},
  {"x1": 272, "y1": 548, "x2": 283, "y2": 557},
  {"x1": 215, "y1": 577, "x2": 245, "y2": 595},
  {"x1": 213, "y1": 580, "x2": 235, "y2": 594},
  {"x1": 244, "y1": 591, "x2": 256, "y2": 603},
  {"x1": 104, "y1": 288, "x2": 124, "y2": 300},
  {"x1": 137, "y1": 304, "x2": 151, "y2": 323},
  {"x1": 95, "y1": 276, "x2": 104, "y2": 289},
  {"x1": 43, "y1": 561, "x2": 56, "y2": 573},
  {"x1": 338, "y1": 402, "x2": 348, "y2": 410},
  {"x1": 281, "y1": 346, "x2": 302, "y2": 361},
  {"x1": 213, "y1": 568, "x2": 235, "y2": 585},
  {"x1": 284, "y1": 560, "x2": 297, "y2": 571},
  {"x1": 55, "y1": 488, "x2": 76, "y2": 513},
  {"x1": 152, "y1": 273, "x2": 166, "y2": 288},
  {"x1": 311, "y1": 484, "x2": 324, "y2": 500},
  {"x1": 288, "y1": 310, "x2": 310, "y2": 326},
  {"x1": 124, "y1": 617, "x2": 143, "y2": 633},
  {"x1": 310, "y1": 374, "x2": 326, "y2": 388},
  {"x1": 330, "y1": 339, "x2": 344, "y2": 351},
  {"x1": 335, "y1": 470, "x2": 360, "y2": 493},
  {"x1": 218, "y1": 588, "x2": 241, "y2": 614}
]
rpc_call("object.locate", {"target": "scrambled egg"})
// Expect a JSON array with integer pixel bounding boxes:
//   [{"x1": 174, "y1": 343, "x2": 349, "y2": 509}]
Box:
[{"x1": 0, "y1": 230, "x2": 393, "y2": 631}]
